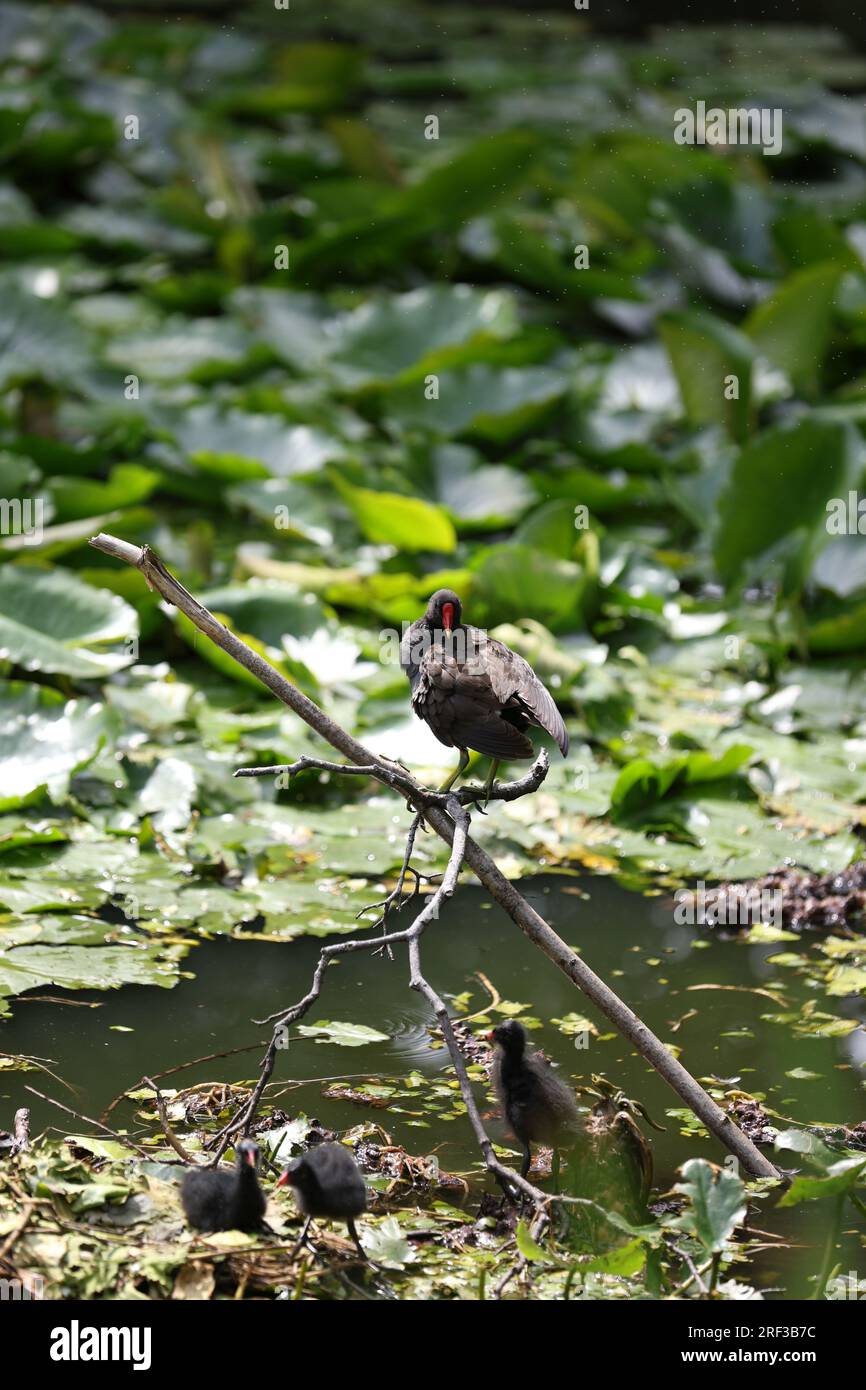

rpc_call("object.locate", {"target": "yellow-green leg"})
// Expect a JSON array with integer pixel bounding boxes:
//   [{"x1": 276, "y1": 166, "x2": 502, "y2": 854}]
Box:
[
  {"x1": 438, "y1": 747, "x2": 469, "y2": 792},
  {"x1": 483, "y1": 758, "x2": 500, "y2": 806}
]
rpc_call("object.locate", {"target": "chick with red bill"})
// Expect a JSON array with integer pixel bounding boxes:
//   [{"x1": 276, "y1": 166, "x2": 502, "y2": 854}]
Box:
[
  {"x1": 181, "y1": 1138, "x2": 267, "y2": 1233},
  {"x1": 400, "y1": 589, "x2": 569, "y2": 797},
  {"x1": 277, "y1": 1142, "x2": 367, "y2": 1259}
]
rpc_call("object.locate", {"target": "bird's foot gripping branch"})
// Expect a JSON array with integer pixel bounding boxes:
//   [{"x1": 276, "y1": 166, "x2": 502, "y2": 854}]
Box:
[{"x1": 88, "y1": 533, "x2": 780, "y2": 1189}]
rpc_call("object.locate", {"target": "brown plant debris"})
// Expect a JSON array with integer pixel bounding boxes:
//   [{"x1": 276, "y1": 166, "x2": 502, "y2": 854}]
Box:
[{"x1": 702, "y1": 860, "x2": 866, "y2": 934}]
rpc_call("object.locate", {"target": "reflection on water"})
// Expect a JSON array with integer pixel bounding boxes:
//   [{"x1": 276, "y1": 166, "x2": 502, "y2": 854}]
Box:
[{"x1": 2, "y1": 874, "x2": 864, "y2": 1296}]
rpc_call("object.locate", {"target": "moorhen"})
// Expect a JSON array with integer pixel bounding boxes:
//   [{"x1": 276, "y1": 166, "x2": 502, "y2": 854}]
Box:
[
  {"x1": 401, "y1": 589, "x2": 569, "y2": 795},
  {"x1": 180, "y1": 1138, "x2": 267, "y2": 1233},
  {"x1": 277, "y1": 1142, "x2": 367, "y2": 1257},
  {"x1": 489, "y1": 1020, "x2": 580, "y2": 1181}
]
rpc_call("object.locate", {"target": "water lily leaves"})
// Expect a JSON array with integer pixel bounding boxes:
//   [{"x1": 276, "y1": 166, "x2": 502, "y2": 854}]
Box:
[
  {"x1": 137, "y1": 758, "x2": 197, "y2": 837},
  {"x1": 164, "y1": 404, "x2": 348, "y2": 479},
  {"x1": 610, "y1": 745, "x2": 753, "y2": 822},
  {"x1": 0, "y1": 566, "x2": 137, "y2": 677},
  {"x1": 0, "y1": 278, "x2": 96, "y2": 392},
  {"x1": 326, "y1": 285, "x2": 519, "y2": 386},
  {"x1": 220, "y1": 41, "x2": 363, "y2": 117},
  {"x1": 105, "y1": 315, "x2": 254, "y2": 381},
  {"x1": 0, "y1": 941, "x2": 179, "y2": 1015},
  {"x1": 295, "y1": 1020, "x2": 391, "y2": 1047},
  {"x1": 336, "y1": 481, "x2": 456, "y2": 553},
  {"x1": 436, "y1": 455, "x2": 536, "y2": 529},
  {"x1": 48, "y1": 463, "x2": 159, "y2": 522},
  {"x1": 471, "y1": 543, "x2": 589, "y2": 630},
  {"x1": 227, "y1": 479, "x2": 335, "y2": 546},
  {"x1": 198, "y1": 582, "x2": 328, "y2": 650},
  {"x1": 659, "y1": 310, "x2": 754, "y2": 442},
  {"x1": 745, "y1": 261, "x2": 845, "y2": 395},
  {"x1": 714, "y1": 416, "x2": 862, "y2": 588},
  {"x1": 291, "y1": 130, "x2": 538, "y2": 283},
  {"x1": 360, "y1": 1215, "x2": 414, "y2": 1267},
  {"x1": 384, "y1": 363, "x2": 563, "y2": 440},
  {"x1": 0, "y1": 682, "x2": 116, "y2": 808}
]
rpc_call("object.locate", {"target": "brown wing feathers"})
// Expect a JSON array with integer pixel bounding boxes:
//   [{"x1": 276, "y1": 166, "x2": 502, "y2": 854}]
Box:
[{"x1": 401, "y1": 601, "x2": 569, "y2": 761}]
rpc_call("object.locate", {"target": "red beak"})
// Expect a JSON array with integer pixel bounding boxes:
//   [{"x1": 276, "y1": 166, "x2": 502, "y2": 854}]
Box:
[
  {"x1": 442, "y1": 602, "x2": 454, "y2": 635},
  {"x1": 276, "y1": 1168, "x2": 291, "y2": 1188},
  {"x1": 244, "y1": 1148, "x2": 257, "y2": 1167},
  {"x1": 486, "y1": 1030, "x2": 495, "y2": 1041}
]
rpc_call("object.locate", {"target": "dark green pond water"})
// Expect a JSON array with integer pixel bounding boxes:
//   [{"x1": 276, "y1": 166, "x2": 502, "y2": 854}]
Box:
[{"x1": 2, "y1": 874, "x2": 864, "y2": 1297}]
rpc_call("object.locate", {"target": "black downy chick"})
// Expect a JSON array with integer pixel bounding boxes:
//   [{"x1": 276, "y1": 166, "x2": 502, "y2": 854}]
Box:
[
  {"x1": 181, "y1": 1138, "x2": 267, "y2": 1233},
  {"x1": 489, "y1": 1020, "x2": 580, "y2": 1180},
  {"x1": 277, "y1": 1142, "x2": 367, "y2": 1257}
]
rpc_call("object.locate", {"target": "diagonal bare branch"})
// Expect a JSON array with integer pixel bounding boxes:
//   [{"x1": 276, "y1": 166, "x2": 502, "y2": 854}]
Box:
[{"x1": 88, "y1": 532, "x2": 779, "y2": 1181}]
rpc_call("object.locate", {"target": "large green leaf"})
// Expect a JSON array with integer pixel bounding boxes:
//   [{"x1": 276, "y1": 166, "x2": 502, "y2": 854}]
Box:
[
  {"x1": 295, "y1": 1020, "x2": 390, "y2": 1047},
  {"x1": 0, "y1": 942, "x2": 178, "y2": 1015},
  {"x1": 198, "y1": 582, "x2": 328, "y2": 648},
  {"x1": 0, "y1": 566, "x2": 137, "y2": 677},
  {"x1": 714, "y1": 417, "x2": 862, "y2": 587},
  {"x1": 0, "y1": 682, "x2": 117, "y2": 808},
  {"x1": 385, "y1": 363, "x2": 564, "y2": 439},
  {"x1": 659, "y1": 310, "x2": 754, "y2": 442},
  {"x1": 328, "y1": 285, "x2": 518, "y2": 385},
  {"x1": 471, "y1": 542, "x2": 589, "y2": 630},
  {"x1": 0, "y1": 279, "x2": 95, "y2": 391},
  {"x1": 292, "y1": 131, "x2": 538, "y2": 281},
  {"x1": 745, "y1": 261, "x2": 845, "y2": 394},
  {"x1": 672, "y1": 1158, "x2": 747, "y2": 1255},
  {"x1": 775, "y1": 1130, "x2": 866, "y2": 1205},
  {"x1": 610, "y1": 745, "x2": 753, "y2": 820},
  {"x1": 337, "y1": 482, "x2": 456, "y2": 553}
]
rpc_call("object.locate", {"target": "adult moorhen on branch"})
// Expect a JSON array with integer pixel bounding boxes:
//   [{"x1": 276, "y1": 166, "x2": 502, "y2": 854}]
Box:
[
  {"x1": 277, "y1": 1142, "x2": 367, "y2": 1258},
  {"x1": 489, "y1": 1020, "x2": 580, "y2": 1181},
  {"x1": 401, "y1": 589, "x2": 569, "y2": 796},
  {"x1": 181, "y1": 1139, "x2": 267, "y2": 1232}
]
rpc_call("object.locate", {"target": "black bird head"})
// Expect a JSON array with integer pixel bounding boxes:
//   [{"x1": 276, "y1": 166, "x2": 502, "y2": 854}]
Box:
[
  {"x1": 424, "y1": 588, "x2": 462, "y2": 636},
  {"x1": 235, "y1": 1139, "x2": 260, "y2": 1170},
  {"x1": 488, "y1": 1019, "x2": 527, "y2": 1059},
  {"x1": 276, "y1": 1154, "x2": 312, "y2": 1195}
]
